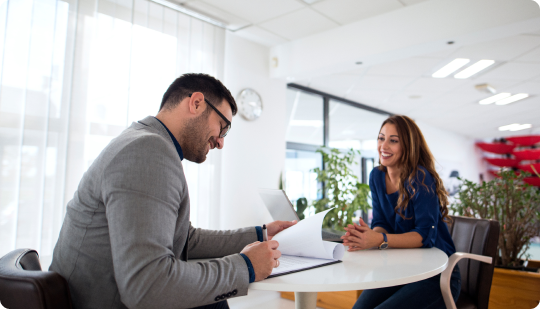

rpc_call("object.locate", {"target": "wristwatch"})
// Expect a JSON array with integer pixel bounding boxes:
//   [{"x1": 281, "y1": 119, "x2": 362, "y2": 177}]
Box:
[{"x1": 379, "y1": 233, "x2": 388, "y2": 250}]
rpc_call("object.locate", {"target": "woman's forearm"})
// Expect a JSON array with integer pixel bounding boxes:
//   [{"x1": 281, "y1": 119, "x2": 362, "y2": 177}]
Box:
[{"x1": 386, "y1": 231, "x2": 423, "y2": 248}]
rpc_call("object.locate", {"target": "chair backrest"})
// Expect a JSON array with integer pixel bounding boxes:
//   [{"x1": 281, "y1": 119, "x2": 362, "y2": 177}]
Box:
[
  {"x1": 447, "y1": 216, "x2": 500, "y2": 309},
  {"x1": 0, "y1": 249, "x2": 72, "y2": 309}
]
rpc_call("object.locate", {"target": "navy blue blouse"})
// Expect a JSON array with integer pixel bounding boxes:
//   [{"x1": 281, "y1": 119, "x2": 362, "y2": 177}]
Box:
[{"x1": 369, "y1": 166, "x2": 456, "y2": 257}]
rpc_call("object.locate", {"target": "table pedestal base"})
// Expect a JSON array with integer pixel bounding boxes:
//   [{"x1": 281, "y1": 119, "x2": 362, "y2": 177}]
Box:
[{"x1": 294, "y1": 292, "x2": 317, "y2": 309}]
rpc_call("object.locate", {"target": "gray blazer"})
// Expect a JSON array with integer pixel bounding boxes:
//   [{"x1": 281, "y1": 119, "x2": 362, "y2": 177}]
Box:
[{"x1": 50, "y1": 116, "x2": 258, "y2": 309}]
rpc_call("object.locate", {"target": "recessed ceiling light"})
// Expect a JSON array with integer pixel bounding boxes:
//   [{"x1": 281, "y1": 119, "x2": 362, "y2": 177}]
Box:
[
  {"x1": 432, "y1": 58, "x2": 470, "y2": 78},
  {"x1": 495, "y1": 93, "x2": 529, "y2": 105},
  {"x1": 499, "y1": 123, "x2": 532, "y2": 131},
  {"x1": 454, "y1": 60, "x2": 495, "y2": 79},
  {"x1": 479, "y1": 93, "x2": 511, "y2": 105}
]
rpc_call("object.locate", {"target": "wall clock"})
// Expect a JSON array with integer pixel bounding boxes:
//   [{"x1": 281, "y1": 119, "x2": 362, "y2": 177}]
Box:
[{"x1": 237, "y1": 88, "x2": 262, "y2": 121}]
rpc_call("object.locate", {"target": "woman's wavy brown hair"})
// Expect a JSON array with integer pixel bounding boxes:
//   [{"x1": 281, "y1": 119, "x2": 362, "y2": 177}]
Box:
[{"x1": 378, "y1": 115, "x2": 451, "y2": 222}]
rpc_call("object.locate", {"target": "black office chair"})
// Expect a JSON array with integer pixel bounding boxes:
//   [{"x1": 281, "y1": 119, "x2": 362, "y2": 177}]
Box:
[
  {"x1": 0, "y1": 248, "x2": 73, "y2": 309},
  {"x1": 440, "y1": 216, "x2": 500, "y2": 309}
]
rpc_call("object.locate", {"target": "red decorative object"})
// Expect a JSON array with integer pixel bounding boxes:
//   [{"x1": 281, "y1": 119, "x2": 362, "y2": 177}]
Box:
[
  {"x1": 513, "y1": 149, "x2": 540, "y2": 161},
  {"x1": 506, "y1": 135, "x2": 540, "y2": 146},
  {"x1": 485, "y1": 158, "x2": 519, "y2": 167},
  {"x1": 523, "y1": 177, "x2": 540, "y2": 187},
  {"x1": 518, "y1": 163, "x2": 540, "y2": 174},
  {"x1": 476, "y1": 143, "x2": 515, "y2": 154}
]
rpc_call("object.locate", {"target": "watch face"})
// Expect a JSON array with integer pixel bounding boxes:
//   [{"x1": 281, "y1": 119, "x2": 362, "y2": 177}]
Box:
[
  {"x1": 380, "y1": 243, "x2": 388, "y2": 249},
  {"x1": 238, "y1": 89, "x2": 262, "y2": 121}
]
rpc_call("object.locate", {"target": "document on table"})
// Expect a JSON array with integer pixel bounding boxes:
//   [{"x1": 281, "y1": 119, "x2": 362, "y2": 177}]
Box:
[{"x1": 268, "y1": 208, "x2": 345, "y2": 278}]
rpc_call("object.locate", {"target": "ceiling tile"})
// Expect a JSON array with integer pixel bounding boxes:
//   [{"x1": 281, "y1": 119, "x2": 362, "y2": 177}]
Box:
[
  {"x1": 234, "y1": 26, "x2": 288, "y2": 47},
  {"x1": 309, "y1": 74, "x2": 361, "y2": 96},
  {"x1": 423, "y1": 46, "x2": 460, "y2": 58},
  {"x1": 364, "y1": 57, "x2": 444, "y2": 77},
  {"x1": 380, "y1": 100, "x2": 424, "y2": 114},
  {"x1": 515, "y1": 46, "x2": 540, "y2": 63},
  {"x1": 353, "y1": 75, "x2": 417, "y2": 91},
  {"x1": 259, "y1": 8, "x2": 339, "y2": 41},
  {"x1": 399, "y1": 0, "x2": 430, "y2": 5},
  {"x1": 527, "y1": 29, "x2": 540, "y2": 36},
  {"x1": 346, "y1": 89, "x2": 394, "y2": 108},
  {"x1": 403, "y1": 77, "x2": 468, "y2": 93},
  {"x1": 311, "y1": 0, "x2": 403, "y2": 25},
  {"x1": 506, "y1": 81, "x2": 540, "y2": 95},
  {"x1": 480, "y1": 62, "x2": 540, "y2": 81},
  {"x1": 449, "y1": 35, "x2": 540, "y2": 61},
  {"x1": 201, "y1": 0, "x2": 304, "y2": 24},
  {"x1": 183, "y1": 1, "x2": 250, "y2": 30}
]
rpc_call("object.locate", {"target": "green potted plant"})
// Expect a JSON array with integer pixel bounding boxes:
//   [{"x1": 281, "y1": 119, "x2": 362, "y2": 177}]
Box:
[
  {"x1": 451, "y1": 169, "x2": 540, "y2": 267},
  {"x1": 311, "y1": 147, "x2": 371, "y2": 232}
]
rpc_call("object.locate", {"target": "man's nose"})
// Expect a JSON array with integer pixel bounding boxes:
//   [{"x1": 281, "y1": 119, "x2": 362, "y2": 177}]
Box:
[{"x1": 216, "y1": 137, "x2": 224, "y2": 149}]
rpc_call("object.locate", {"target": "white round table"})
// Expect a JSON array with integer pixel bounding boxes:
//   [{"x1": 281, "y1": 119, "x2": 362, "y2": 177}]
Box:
[{"x1": 249, "y1": 248, "x2": 448, "y2": 309}]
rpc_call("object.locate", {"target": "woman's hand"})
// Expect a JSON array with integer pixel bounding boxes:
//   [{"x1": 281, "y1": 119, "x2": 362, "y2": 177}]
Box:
[{"x1": 341, "y1": 218, "x2": 384, "y2": 251}]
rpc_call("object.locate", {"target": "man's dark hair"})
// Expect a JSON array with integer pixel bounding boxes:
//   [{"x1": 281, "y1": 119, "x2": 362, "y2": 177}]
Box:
[{"x1": 159, "y1": 73, "x2": 237, "y2": 116}]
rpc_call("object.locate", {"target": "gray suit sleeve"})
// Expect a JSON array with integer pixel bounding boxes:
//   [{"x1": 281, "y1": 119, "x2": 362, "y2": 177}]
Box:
[
  {"x1": 187, "y1": 224, "x2": 259, "y2": 259},
  {"x1": 103, "y1": 135, "x2": 251, "y2": 309}
]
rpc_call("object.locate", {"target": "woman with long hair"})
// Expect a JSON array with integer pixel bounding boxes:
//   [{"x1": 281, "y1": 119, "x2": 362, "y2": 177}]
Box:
[{"x1": 342, "y1": 115, "x2": 461, "y2": 309}]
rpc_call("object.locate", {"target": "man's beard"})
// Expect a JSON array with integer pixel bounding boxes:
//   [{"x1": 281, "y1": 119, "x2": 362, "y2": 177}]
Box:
[{"x1": 181, "y1": 112, "x2": 211, "y2": 163}]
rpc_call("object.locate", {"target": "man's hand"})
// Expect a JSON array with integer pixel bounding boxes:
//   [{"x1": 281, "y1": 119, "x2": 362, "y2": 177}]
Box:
[
  {"x1": 240, "y1": 240, "x2": 281, "y2": 281},
  {"x1": 341, "y1": 218, "x2": 383, "y2": 251},
  {"x1": 266, "y1": 220, "x2": 297, "y2": 240}
]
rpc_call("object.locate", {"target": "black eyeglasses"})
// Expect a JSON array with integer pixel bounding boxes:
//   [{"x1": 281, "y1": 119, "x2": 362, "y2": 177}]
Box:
[{"x1": 189, "y1": 94, "x2": 231, "y2": 138}]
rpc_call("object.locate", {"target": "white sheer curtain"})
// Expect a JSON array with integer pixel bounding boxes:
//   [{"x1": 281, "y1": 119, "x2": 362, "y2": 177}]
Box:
[{"x1": 0, "y1": 0, "x2": 225, "y2": 268}]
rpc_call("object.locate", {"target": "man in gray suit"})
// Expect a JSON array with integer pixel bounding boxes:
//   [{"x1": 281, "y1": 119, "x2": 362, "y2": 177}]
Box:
[{"x1": 50, "y1": 73, "x2": 295, "y2": 309}]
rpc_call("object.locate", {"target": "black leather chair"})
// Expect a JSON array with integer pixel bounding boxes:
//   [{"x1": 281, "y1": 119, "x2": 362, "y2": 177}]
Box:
[
  {"x1": 440, "y1": 216, "x2": 500, "y2": 309},
  {"x1": 0, "y1": 248, "x2": 72, "y2": 309}
]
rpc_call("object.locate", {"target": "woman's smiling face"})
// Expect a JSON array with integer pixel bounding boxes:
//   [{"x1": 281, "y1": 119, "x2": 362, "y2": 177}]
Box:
[{"x1": 378, "y1": 123, "x2": 402, "y2": 168}]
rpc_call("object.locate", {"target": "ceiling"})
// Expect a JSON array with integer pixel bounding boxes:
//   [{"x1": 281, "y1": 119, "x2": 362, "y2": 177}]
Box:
[
  {"x1": 171, "y1": 0, "x2": 540, "y2": 140},
  {"x1": 174, "y1": 0, "x2": 430, "y2": 46}
]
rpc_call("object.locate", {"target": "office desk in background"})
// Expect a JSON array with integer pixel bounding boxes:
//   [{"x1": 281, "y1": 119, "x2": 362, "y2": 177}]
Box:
[{"x1": 250, "y1": 248, "x2": 448, "y2": 309}]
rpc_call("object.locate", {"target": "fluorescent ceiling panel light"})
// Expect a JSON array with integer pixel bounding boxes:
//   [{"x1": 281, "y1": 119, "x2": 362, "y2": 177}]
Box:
[
  {"x1": 432, "y1": 58, "x2": 470, "y2": 78},
  {"x1": 498, "y1": 123, "x2": 532, "y2": 131},
  {"x1": 499, "y1": 123, "x2": 519, "y2": 131},
  {"x1": 495, "y1": 93, "x2": 529, "y2": 105},
  {"x1": 290, "y1": 120, "x2": 323, "y2": 127},
  {"x1": 510, "y1": 124, "x2": 532, "y2": 131},
  {"x1": 479, "y1": 93, "x2": 511, "y2": 105},
  {"x1": 454, "y1": 60, "x2": 495, "y2": 79}
]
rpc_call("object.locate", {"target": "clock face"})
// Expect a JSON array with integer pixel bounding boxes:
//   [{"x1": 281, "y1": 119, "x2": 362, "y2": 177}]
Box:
[{"x1": 238, "y1": 89, "x2": 262, "y2": 121}]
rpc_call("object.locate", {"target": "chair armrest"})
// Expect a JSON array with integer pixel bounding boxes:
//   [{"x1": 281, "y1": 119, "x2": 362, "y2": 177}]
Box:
[{"x1": 440, "y1": 252, "x2": 493, "y2": 309}]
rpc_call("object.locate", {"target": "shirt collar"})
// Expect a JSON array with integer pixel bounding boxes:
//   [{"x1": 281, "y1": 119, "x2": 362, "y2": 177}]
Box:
[{"x1": 154, "y1": 117, "x2": 184, "y2": 161}]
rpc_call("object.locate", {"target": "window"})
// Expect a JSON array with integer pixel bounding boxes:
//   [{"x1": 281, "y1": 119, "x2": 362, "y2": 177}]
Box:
[{"x1": 285, "y1": 84, "x2": 391, "y2": 222}]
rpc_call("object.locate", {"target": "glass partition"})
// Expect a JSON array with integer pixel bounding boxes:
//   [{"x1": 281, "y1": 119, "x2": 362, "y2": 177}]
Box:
[
  {"x1": 285, "y1": 88, "x2": 324, "y2": 146},
  {"x1": 284, "y1": 149, "x2": 322, "y2": 217}
]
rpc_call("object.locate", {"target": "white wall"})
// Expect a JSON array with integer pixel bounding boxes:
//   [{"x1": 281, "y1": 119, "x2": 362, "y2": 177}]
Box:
[
  {"x1": 416, "y1": 120, "x2": 487, "y2": 185},
  {"x1": 220, "y1": 32, "x2": 287, "y2": 230}
]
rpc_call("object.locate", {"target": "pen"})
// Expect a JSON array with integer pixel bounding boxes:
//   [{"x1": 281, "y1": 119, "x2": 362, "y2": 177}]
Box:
[{"x1": 263, "y1": 224, "x2": 268, "y2": 242}]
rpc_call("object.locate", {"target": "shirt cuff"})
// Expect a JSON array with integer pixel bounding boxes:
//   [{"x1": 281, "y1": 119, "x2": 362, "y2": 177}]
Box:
[
  {"x1": 240, "y1": 253, "x2": 256, "y2": 283},
  {"x1": 255, "y1": 226, "x2": 263, "y2": 242}
]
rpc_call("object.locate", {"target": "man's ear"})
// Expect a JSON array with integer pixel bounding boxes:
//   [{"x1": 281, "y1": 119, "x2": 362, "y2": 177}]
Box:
[{"x1": 188, "y1": 92, "x2": 205, "y2": 115}]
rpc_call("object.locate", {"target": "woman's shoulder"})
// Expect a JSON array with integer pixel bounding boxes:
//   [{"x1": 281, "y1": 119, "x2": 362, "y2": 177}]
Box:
[
  {"x1": 412, "y1": 166, "x2": 436, "y2": 187},
  {"x1": 370, "y1": 166, "x2": 384, "y2": 179}
]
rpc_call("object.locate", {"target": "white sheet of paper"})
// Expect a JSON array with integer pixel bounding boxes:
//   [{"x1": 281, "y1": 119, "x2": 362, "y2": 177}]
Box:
[{"x1": 272, "y1": 208, "x2": 345, "y2": 260}]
